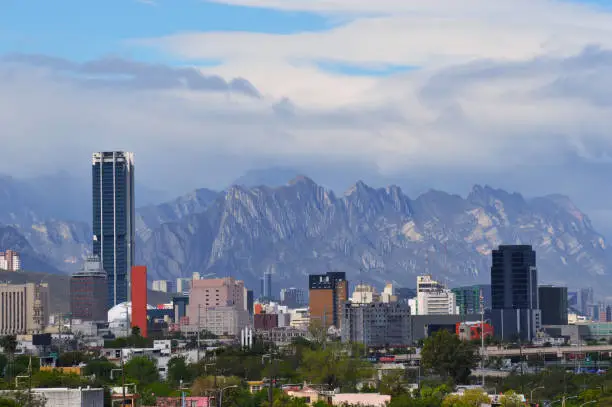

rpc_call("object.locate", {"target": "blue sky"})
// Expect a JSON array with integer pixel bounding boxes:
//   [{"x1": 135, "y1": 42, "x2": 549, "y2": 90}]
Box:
[{"x1": 0, "y1": 0, "x2": 334, "y2": 64}]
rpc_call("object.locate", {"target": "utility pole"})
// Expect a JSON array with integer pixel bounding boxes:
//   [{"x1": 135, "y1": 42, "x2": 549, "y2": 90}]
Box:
[
  {"x1": 480, "y1": 289, "x2": 485, "y2": 388},
  {"x1": 121, "y1": 353, "x2": 126, "y2": 406},
  {"x1": 197, "y1": 304, "x2": 202, "y2": 362}
]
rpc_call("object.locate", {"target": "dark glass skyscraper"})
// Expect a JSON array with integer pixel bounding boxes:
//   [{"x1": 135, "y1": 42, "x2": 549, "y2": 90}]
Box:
[
  {"x1": 490, "y1": 245, "x2": 541, "y2": 341},
  {"x1": 538, "y1": 286, "x2": 568, "y2": 325},
  {"x1": 92, "y1": 151, "x2": 135, "y2": 308}
]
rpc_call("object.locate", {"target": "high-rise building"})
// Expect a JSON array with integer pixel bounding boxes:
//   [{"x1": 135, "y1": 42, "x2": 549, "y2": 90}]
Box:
[
  {"x1": 410, "y1": 275, "x2": 457, "y2": 315},
  {"x1": 152, "y1": 280, "x2": 175, "y2": 293},
  {"x1": 580, "y1": 287, "x2": 594, "y2": 317},
  {"x1": 341, "y1": 302, "x2": 411, "y2": 346},
  {"x1": 0, "y1": 250, "x2": 21, "y2": 271},
  {"x1": 280, "y1": 287, "x2": 305, "y2": 308},
  {"x1": 490, "y1": 245, "x2": 541, "y2": 341},
  {"x1": 176, "y1": 278, "x2": 191, "y2": 295},
  {"x1": 263, "y1": 271, "x2": 273, "y2": 300},
  {"x1": 452, "y1": 285, "x2": 491, "y2": 315},
  {"x1": 538, "y1": 286, "x2": 568, "y2": 326},
  {"x1": 0, "y1": 283, "x2": 49, "y2": 334},
  {"x1": 185, "y1": 277, "x2": 249, "y2": 337},
  {"x1": 246, "y1": 289, "x2": 254, "y2": 315},
  {"x1": 70, "y1": 256, "x2": 108, "y2": 322},
  {"x1": 417, "y1": 275, "x2": 444, "y2": 293},
  {"x1": 308, "y1": 271, "x2": 348, "y2": 329},
  {"x1": 131, "y1": 266, "x2": 148, "y2": 337},
  {"x1": 92, "y1": 151, "x2": 135, "y2": 308}
]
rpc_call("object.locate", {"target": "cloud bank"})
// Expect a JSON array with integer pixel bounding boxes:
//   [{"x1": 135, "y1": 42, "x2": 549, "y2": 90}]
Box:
[{"x1": 2, "y1": 0, "x2": 612, "y2": 231}]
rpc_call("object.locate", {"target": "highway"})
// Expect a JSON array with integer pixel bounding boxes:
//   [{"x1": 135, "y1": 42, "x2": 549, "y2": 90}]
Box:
[{"x1": 400, "y1": 344, "x2": 612, "y2": 360}]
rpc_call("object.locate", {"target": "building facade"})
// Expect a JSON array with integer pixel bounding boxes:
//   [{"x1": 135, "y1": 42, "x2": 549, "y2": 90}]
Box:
[
  {"x1": 414, "y1": 290, "x2": 457, "y2": 315},
  {"x1": 152, "y1": 280, "x2": 174, "y2": 293},
  {"x1": 0, "y1": 283, "x2": 49, "y2": 334},
  {"x1": 131, "y1": 266, "x2": 148, "y2": 337},
  {"x1": 452, "y1": 285, "x2": 491, "y2": 315},
  {"x1": 309, "y1": 271, "x2": 348, "y2": 329},
  {"x1": 176, "y1": 278, "x2": 191, "y2": 295},
  {"x1": 92, "y1": 151, "x2": 135, "y2": 308},
  {"x1": 70, "y1": 256, "x2": 108, "y2": 321},
  {"x1": 350, "y1": 284, "x2": 380, "y2": 304},
  {"x1": 186, "y1": 277, "x2": 248, "y2": 336},
  {"x1": 342, "y1": 302, "x2": 411, "y2": 346},
  {"x1": 490, "y1": 245, "x2": 541, "y2": 341},
  {"x1": 539, "y1": 286, "x2": 568, "y2": 326},
  {"x1": 0, "y1": 250, "x2": 21, "y2": 271},
  {"x1": 280, "y1": 287, "x2": 305, "y2": 308}
]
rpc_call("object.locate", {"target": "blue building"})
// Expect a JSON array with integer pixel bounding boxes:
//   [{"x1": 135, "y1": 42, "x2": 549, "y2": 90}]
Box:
[{"x1": 92, "y1": 151, "x2": 135, "y2": 308}]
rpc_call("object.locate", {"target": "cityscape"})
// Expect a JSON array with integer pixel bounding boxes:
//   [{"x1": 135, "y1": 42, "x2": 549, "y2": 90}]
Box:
[
  {"x1": 3, "y1": 1, "x2": 612, "y2": 406},
  {"x1": 0, "y1": 152, "x2": 609, "y2": 405}
]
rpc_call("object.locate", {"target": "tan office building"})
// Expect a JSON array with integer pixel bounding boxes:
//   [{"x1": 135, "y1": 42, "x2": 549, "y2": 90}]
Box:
[{"x1": 0, "y1": 283, "x2": 49, "y2": 335}]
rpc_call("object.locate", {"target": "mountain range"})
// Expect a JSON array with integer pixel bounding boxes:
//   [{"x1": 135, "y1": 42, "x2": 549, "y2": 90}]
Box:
[{"x1": 0, "y1": 173, "x2": 609, "y2": 295}]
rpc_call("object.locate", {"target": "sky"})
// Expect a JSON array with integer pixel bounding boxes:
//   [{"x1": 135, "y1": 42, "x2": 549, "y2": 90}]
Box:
[{"x1": 3, "y1": 0, "x2": 612, "y2": 233}]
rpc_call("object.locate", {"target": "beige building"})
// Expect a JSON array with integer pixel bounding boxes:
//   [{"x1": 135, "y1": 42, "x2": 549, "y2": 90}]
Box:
[
  {"x1": 0, "y1": 283, "x2": 49, "y2": 335},
  {"x1": 186, "y1": 277, "x2": 249, "y2": 337}
]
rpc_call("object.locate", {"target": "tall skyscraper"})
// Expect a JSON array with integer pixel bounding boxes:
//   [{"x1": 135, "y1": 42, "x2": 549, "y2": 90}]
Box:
[
  {"x1": 490, "y1": 245, "x2": 541, "y2": 341},
  {"x1": 263, "y1": 271, "x2": 273, "y2": 300},
  {"x1": 92, "y1": 151, "x2": 135, "y2": 308},
  {"x1": 580, "y1": 287, "x2": 594, "y2": 317},
  {"x1": 309, "y1": 271, "x2": 348, "y2": 329}
]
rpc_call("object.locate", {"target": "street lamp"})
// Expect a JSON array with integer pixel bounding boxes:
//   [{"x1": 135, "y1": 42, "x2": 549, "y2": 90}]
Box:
[
  {"x1": 218, "y1": 384, "x2": 238, "y2": 407},
  {"x1": 530, "y1": 386, "x2": 544, "y2": 402},
  {"x1": 549, "y1": 395, "x2": 578, "y2": 406}
]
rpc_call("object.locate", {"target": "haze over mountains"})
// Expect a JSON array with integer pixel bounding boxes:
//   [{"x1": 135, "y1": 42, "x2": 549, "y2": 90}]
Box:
[{"x1": 0, "y1": 171, "x2": 609, "y2": 294}]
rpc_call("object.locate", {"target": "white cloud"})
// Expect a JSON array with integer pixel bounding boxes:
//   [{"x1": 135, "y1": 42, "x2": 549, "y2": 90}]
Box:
[{"x1": 4, "y1": 1, "x2": 612, "y2": 228}]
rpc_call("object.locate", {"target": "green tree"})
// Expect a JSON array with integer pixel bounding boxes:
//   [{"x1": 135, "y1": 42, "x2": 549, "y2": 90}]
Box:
[
  {"x1": 167, "y1": 356, "x2": 192, "y2": 386},
  {"x1": 299, "y1": 343, "x2": 373, "y2": 391},
  {"x1": 131, "y1": 326, "x2": 141, "y2": 337},
  {"x1": 56, "y1": 351, "x2": 90, "y2": 367},
  {"x1": 500, "y1": 391, "x2": 523, "y2": 407},
  {"x1": 421, "y1": 330, "x2": 478, "y2": 384},
  {"x1": 0, "y1": 337, "x2": 17, "y2": 354},
  {"x1": 84, "y1": 358, "x2": 116, "y2": 383},
  {"x1": 190, "y1": 375, "x2": 241, "y2": 397},
  {"x1": 141, "y1": 381, "x2": 174, "y2": 405},
  {"x1": 379, "y1": 370, "x2": 409, "y2": 397},
  {"x1": 123, "y1": 356, "x2": 158, "y2": 386},
  {"x1": 442, "y1": 389, "x2": 490, "y2": 407},
  {"x1": 31, "y1": 370, "x2": 87, "y2": 388}
]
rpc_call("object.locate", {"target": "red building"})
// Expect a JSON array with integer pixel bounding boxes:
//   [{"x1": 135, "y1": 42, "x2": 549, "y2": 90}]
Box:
[
  {"x1": 131, "y1": 265, "x2": 148, "y2": 337},
  {"x1": 456, "y1": 321, "x2": 493, "y2": 341},
  {"x1": 254, "y1": 313, "x2": 278, "y2": 330}
]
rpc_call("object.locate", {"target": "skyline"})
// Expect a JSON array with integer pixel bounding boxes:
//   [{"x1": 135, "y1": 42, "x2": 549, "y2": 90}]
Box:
[{"x1": 3, "y1": 1, "x2": 612, "y2": 233}]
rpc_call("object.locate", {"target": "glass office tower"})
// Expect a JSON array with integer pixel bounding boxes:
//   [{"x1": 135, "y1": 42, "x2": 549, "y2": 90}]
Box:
[{"x1": 92, "y1": 151, "x2": 135, "y2": 308}]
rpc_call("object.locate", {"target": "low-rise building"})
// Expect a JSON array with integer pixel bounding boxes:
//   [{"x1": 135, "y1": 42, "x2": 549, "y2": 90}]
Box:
[
  {"x1": 0, "y1": 387, "x2": 104, "y2": 407},
  {"x1": 456, "y1": 321, "x2": 494, "y2": 341},
  {"x1": 0, "y1": 282, "x2": 49, "y2": 335}
]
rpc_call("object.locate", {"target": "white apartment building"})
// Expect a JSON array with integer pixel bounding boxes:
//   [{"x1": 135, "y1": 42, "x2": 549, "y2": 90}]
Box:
[
  {"x1": 290, "y1": 308, "x2": 310, "y2": 330},
  {"x1": 350, "y1": 284, "x2": 380, "y2": 304},
  {"x1": 417, "y1": 275, "x2": 444, "y2": 293},
  {"x1": 411, "y1": 275, "x2": 457, "y2": 315},
  {"x1": 0, "y1": 250, "x2": 21, "y2": 271},
  {"x1": 152, "y1": 280, "x2": 175, "y2": 293}
]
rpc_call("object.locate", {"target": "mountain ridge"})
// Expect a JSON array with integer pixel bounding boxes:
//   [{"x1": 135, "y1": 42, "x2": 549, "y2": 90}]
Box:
[{"x1": 137, "y1": 176, "x2": 610, "y2": 293}]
